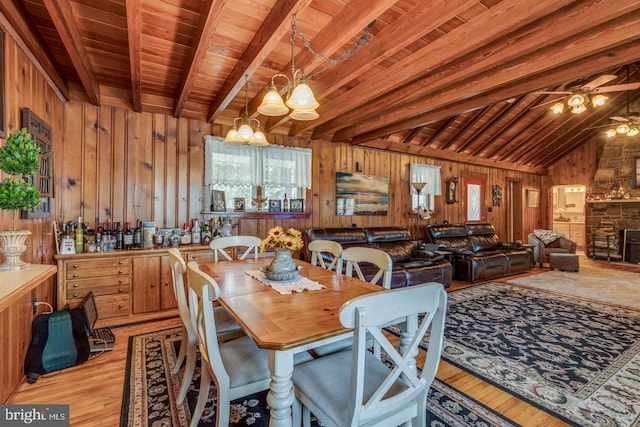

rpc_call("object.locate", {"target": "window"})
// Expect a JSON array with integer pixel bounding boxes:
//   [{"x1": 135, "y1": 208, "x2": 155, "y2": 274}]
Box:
[
  {"x1": 204, "y1": 136, "x2": 312, "y2": 211},
  {"x1": 409, "y1": 163, "x2": 441, "y2": 210}
]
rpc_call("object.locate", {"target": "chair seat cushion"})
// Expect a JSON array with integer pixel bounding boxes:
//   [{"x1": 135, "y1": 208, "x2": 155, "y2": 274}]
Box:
[
  {"x1": 220, "y1": 336, "x2": 271, "y2": 388},
  {"x1": 214, "y1": 306, "x2": 242, "y2": 334},
  {"x1": 293, "y1": 350, "x2": 409, "y2": 425}
]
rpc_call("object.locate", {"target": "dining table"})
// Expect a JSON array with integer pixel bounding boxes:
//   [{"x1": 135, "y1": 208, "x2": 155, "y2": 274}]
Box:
[{"x1": 198, "y1": 257, "x2": 385, "y2": 427}]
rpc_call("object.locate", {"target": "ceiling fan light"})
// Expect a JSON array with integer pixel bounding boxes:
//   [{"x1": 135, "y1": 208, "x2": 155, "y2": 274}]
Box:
[
  {"x1": 289, "y1": 107, "x2": 319, "y2": 121},
  {"x1": 605, "y1": 128, "x2": 617, "y2": 138},
  {"x1": 286, "y1": 82, "x2": 319, "y2": 110},
  {"x1": 568, "y1": 93, "x2": 585, "y2": 107},
  {"x1": 616, "y1": 123, "x2": 630, "y2": 134},
  {"x1": 571, "y1": 104, "x2": 586, "y2": 114},
  {"x1": 592, "y1": 94, "x2": 608, "y2": 106},
  {"x1": 257, "y1": 86, "x2": 289, "y2": 116},
  {"x1": 627, "y1": 127, "x2": 639, "y2": 137},
  {"x1": 550, "y1": 102, "x2": 564, "y2": 114}
]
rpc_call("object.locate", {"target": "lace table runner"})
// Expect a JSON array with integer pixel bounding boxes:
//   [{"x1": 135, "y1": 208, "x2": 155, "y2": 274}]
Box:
[{"x1": 245, "y1": 270, "x2": 326, "y2": 295}]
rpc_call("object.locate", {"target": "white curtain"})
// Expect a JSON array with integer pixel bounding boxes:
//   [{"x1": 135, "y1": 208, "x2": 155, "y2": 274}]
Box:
[
  {"x1": 410, "y1": 163, "x2": 441, "y2": 210},
  {"x1": 204, "y1": 136, "x2": 312, "y2": 188}
]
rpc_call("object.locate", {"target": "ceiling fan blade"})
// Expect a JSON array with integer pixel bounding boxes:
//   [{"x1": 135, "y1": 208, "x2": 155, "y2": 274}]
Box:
[
  {"x1": 610, "y1": 116, "x2": 629, "y2": 122},
  {"x1": 591, "y1": 82, "x2": 640, "y2": 93},
  {"x1": 582, "y1": 74, "x2": 617, "y2": 90},
  {"x1": 530, "y1": 91, "x2": 571, "y2": 95}
]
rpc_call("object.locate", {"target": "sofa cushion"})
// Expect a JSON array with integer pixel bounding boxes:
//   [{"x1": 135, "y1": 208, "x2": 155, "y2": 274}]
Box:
[
  {"x1": 464, "y1": 223, "x2": 496, "y2": 236},
  {"x1": 369, "y1": 240, "x2": 413, "y2": 262},
  {"x1": 469, "y1": 234, "x2": 499, "y2": 252}
]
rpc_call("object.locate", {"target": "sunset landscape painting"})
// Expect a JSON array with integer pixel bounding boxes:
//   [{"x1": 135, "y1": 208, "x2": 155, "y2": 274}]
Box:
[{"x1": 336, "y1": 172, "x2": 389, "y2": 216}]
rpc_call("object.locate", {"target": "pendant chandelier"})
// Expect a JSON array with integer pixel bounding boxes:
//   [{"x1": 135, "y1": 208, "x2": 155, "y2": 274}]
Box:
[
  {"x1": 224, "y1": 76, "x2": 269, "y2": 146},
  {"x1": 258, "y1": 15, "x2": 370, "y2": 121}
]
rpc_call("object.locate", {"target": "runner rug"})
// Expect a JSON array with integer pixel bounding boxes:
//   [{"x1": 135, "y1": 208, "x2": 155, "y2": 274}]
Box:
[
  {"x1": 412, "y1": 283, "x2": 640, "y2": 427},
  {"x1": 120, "y1": 327, "x2": 519, "y2": 427}
]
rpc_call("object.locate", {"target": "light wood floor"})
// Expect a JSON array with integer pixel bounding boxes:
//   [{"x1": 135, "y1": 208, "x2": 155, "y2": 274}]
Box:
[{"x1": 11, "y1": 256, "x2": 638, "y2": 426}]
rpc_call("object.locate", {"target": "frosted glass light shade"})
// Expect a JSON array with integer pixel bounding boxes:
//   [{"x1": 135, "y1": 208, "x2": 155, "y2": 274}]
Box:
[
  {"x1": 224, "y1": 128, "x2": 243, "y2": 144},
  {"x1": 592, "y1": 94, "x2": 608, "y2": 106},
  {"x1": 568, "y1": 94, "x2": 584, "y2": 107},
  {"x1": 617, "y1": 123, "x2": 630, "y2": 134},
  {"x1": 605, "y1": 129, "x2": 616, "y2": 138},
  {"x1": 627, "y1": 127, "x2": 639, "y2": 137},
  {"x1": 258, "y1": 88, "x2": 289, "y2": 116},
  {"x1": 571, "y1": 104, "x2": 586, "y2": 114},
  {"x1": 289, "y1": 108, "x2": 319, "y2": 121},
  {"x1": 249, "y1": 130, "x2": 269, "y2": 146},
  {"x1": 237, "y1": 123, "x2": 255, "y2": 141},
  {"x1": 550, "y1": 102, "x2": 564, "y2": 114},
  {"x1": 286, "y1": 83, "x2": 319, "y2": 110}
]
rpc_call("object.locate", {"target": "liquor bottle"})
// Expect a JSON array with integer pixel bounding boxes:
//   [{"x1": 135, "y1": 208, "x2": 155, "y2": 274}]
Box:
[
  {"x1": 75, "y1": 216, "x2": 84, "y2": 253},
  {"x1": 180, "y1": 222, "x2": 191, "y2": 245},
  {"x1": 123, "y1": 222, "x2": 134, "y2": 250},
  {"x1": 115, "y1": 222, "x2": 124, "y2": 250},
  {"x1": 133, "y1": 220, "x2": 142, "y2": 248},
  {"x1": 191, "y1": 219, "x2": 201, "y2": 245},
  {"x1": 201, "y1": 223, "x2": 212, "y2": 244},
  {"x1": 283, "y1": 193, "x2": 289, "y2": 212}
]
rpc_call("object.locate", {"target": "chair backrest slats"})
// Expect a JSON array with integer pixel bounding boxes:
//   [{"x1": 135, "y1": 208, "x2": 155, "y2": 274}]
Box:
[
  {"x1": 210, "y1": 236, "x2": 262, "y2": 262},
  {"x1": 308, "y1": 240, "x2": 343, "y2": 272},
  {"x1": 341, "y1": 246, "x2": 392, "y2": 289}
]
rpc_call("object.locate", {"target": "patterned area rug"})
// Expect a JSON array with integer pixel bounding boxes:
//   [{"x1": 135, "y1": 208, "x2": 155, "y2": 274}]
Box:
[
  {"x1": 434, "y1": 283, "x2": 640, "y2": 427},
  {"x1": 120, "y1": 327, "x2": 519, "y2": 427}
]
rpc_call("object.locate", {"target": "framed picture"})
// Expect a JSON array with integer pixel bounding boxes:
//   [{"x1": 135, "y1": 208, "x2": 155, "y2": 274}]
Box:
[
  {"x1": 492, "y1": 185, "x2": 502, "y2": 207},
  {"x1": 268, "y1": 199, "x2": 282, "y2": 212},
  {"x1": 212, "y1": 190, "x2": 226, "y2": 212},
  {"x1": 527, "y1": 189, "x2": 539, "y2": 208},
  {"x1": 290, "y1": 198, "x2": 304, "y2": 212},
  {"x1": 634, "y1": 157, "x2": 640, "y2": 188},
  {"x1": 233, "y1": 197, "x2": 245, "y2": 212}
]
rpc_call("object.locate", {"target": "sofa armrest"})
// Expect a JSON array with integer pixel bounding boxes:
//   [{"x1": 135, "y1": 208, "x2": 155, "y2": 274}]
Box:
[
  {"x1": 527, "y1": 234, "x2": 544, "y2": 263},
  {"x1": 498, "y1": 241, "x2": 521, "y2": 250},
  {"x1": 558, "y1": 237, "x2": 577, "y2": 253}
]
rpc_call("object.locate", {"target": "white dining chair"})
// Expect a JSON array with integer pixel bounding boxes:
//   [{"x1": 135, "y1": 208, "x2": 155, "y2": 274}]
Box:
[
  {"x1": 292, "y1": 282, "x2": 448, "y2": 427},
  {"x1": 209, "y1": 235, "x2": 262, "y2": 261},
  {"x1": 313, "y1": 246, "x2": 393, "y2": 357},
  {"x1": 308, "y1": 240, "x2": 343, "y2": 271},
  {"x1": 342, "y1": 246, "x2": 393, "y2": 289},
  {"x1": 167, "y1": 249, "x2": 241, "y2": 405},
  {"x1": 186, "y1": 261, "x2": 312, "y2": 427}
]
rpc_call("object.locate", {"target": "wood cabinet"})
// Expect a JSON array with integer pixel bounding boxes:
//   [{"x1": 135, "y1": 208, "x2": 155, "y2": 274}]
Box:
[
  {"x1": 0, "y1": 265, "x2": 56, "y2": 403},
  {"x1": 55, "y1": 245, "x2": 211, "y2": 327},
  {"x1": 552, "y1": 222, "x2": 585, "y2": 250}
]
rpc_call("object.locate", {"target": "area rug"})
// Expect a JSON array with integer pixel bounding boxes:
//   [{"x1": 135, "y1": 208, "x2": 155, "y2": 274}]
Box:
[
  {"x1": 437, "y1": 283, "x2": 640, "y2": 427},
  {"x1": 120, "y1": 327, "x2": 520, "y2": 427},
  {"x1": 507, "y1": 263, "x2": 640, "y2": 308}
]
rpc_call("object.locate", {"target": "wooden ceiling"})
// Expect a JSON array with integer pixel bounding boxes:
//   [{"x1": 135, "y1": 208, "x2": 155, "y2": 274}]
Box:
[{"x1": 2, "y1": 0, "x2": 640, "y2": 173}]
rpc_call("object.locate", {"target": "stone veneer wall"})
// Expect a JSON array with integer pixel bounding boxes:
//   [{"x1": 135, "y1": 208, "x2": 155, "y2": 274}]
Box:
[{"x1": 587, "y1": 134, "x2": 640, "y2": 246}]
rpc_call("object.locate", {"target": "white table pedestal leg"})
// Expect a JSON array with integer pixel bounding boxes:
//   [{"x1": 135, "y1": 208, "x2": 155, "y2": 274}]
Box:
[
  {"x1": 267, "y1": 350, "x2": 294, "y2": 427},
  {"x1": 398, "y1": 315, "x2": 418, "y2": 375}
]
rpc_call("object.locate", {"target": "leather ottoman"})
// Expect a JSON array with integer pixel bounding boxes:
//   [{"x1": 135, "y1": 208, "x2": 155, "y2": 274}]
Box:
[{"x1": 549, "y1": 252, "x2": 579, "y2": 272}]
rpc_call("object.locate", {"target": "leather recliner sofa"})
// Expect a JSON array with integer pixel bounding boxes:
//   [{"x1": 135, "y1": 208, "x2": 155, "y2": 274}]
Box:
[
  {"x1": 305, "y1": 227, "x2": 452, "y2": 288},
  {"x1": 425, "y1": 223, "x2": 533, "y2": 282}
]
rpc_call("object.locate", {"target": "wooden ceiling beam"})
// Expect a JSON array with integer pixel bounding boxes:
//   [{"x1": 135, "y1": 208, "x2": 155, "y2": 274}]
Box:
[
  {"x1": 173, "y1": 0, "x2": 223, "y2": 118},
  {"x1": 424, "y1": 117, "x2": 458, "y2": 148},
  {"x1": 125, "y1": 0, "x2": 142, "y2": 112},
  {"x1": 458, "y1": 100, "x2": 523, "y2": 154},
  {"x1": 310, "y1": 0, "x2": 578, "y2": 139},
  {"x1": 0, "y1": 0, "x2": 69, "y2": 102},
  {"x1": 360, "y1": 139, "x2": 547, "y2": 175},
  {"x1": 316, "y1": 1, "x2": 640, "y2": 140},
  {"x1": 42, "y1": 0, "x2": 100, "y2": 105},
  {"x1": 337, "y1": 31, "x2": 640, "y2": 145},
  {"x1": 206, "y1": 0, "x2": 314, "y2": 122},
  {"x1": 439, "y1": 107, "x2": 490, "y2": 151},
  {"x1": 399, "y1": 126, "x2": 423, "y2": 145}
]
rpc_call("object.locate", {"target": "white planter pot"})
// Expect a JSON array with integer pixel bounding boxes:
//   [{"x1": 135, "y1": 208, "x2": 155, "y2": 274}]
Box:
[{"x1": 0, "y1": 230, "x2": 31, "y2": 270}]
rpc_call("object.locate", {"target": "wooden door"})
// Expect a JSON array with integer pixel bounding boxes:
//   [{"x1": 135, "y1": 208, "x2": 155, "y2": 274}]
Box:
[
  {"x1": 132, "y1": 256, "x2": 161, "y2": 313},
  {"x1": 160, "y1": 255, "x2": 177, "y2": 310}
]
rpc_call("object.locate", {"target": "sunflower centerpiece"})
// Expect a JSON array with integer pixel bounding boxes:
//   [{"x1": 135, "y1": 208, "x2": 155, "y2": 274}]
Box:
[{"x1": 260, "y1": 226, "x2": 304, "y2": 280}]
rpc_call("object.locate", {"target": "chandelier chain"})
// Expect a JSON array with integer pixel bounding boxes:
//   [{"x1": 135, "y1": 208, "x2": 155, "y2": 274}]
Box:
[{"x1": 291, "y1": 16, "x2": 370, "y2": 79}]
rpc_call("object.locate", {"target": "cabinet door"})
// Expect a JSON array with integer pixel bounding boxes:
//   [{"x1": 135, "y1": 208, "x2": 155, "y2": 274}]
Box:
[
  {"x1": 132, "y1": 257, "x2": 161, "y2": 314},
  {"x1": 160, "y1": 255, "x2": 177, "y2": 310}
]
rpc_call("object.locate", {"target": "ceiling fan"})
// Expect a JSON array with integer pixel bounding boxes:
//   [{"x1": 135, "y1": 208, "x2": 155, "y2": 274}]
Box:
[{"x1": 532, "y1": 73, "x2": 640, "y2": 114}]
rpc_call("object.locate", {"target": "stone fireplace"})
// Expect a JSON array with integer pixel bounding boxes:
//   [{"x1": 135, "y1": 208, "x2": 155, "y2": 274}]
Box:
[{"x1": 587, "y1": 136, "x2": 640, "y2": 263}]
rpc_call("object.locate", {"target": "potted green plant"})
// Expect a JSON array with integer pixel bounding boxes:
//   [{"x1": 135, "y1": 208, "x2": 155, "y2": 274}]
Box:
[{"x1": 0, "y1": 128, "x2": 41, "y2": 270}]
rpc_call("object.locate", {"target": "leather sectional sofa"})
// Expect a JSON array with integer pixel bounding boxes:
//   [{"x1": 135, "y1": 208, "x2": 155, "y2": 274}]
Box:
[
  {"x1": 425, "y1": 223, "x2": 533, "y2": 282},
  {"x1": 305, "y1": 227, "x2": 452, "y2": 288}
]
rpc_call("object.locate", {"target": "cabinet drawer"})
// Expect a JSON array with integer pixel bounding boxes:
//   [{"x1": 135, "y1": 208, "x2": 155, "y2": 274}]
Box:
[
  {"x1": 66, "y1": 265, "x2": 130, "y2": 279},
  {"x1": 95, "y1": 294, "x2": 130, "y2": 319},
  {"x1": 184, "y1": 250, "x2": 214, "y2": 263},
  {"x1": 66, "y1": 278, "x2": 130, "y2": 299},
  {"x1": 66, "y1": 258, "x2": 130, "y2": 270}
]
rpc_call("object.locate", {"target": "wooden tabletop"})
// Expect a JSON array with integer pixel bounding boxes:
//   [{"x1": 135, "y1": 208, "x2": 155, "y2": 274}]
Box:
[{"x1": 199, "y1": 258, "x2": 384, "y2": 351}]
